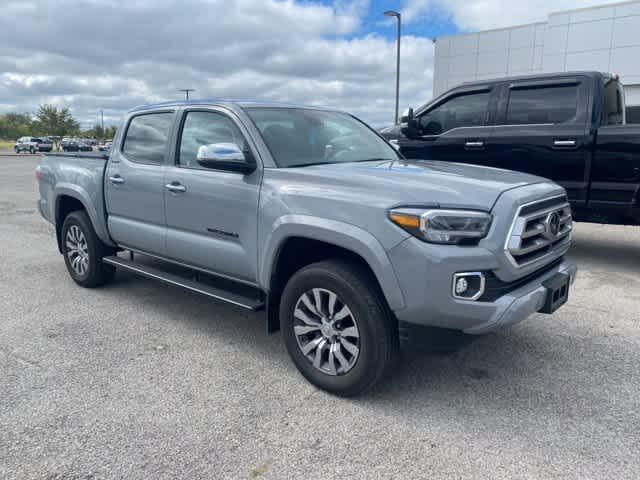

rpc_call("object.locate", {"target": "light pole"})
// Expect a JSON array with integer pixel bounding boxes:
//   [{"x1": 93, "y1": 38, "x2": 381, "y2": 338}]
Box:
[
  {"x1": 179, "y1": 88, "x2": 195, "y2": 100},
  {"x1": 384, "y1": 10, "x2": 401, "y2": 125}
]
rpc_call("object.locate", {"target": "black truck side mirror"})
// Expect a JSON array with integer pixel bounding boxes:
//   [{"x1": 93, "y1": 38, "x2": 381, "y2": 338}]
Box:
[{"x1": 400, "y1": 108, "x2": 419, "y2": 139}]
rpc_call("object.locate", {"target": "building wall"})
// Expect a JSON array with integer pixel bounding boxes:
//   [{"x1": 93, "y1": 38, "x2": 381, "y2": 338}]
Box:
[{"x1": 433, "y1": 0, "x2": 640, "y2": 106}]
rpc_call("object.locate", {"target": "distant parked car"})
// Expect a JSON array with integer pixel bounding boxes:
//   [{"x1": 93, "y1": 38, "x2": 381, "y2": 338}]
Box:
[
  {"x1": 98, "y1": 140, "x2": 113, "y2": 152},
  {"x1": 14, "y1": 136, "x2": 53, "y2": 154},
  {"x1": 61, "y1": 138, "x2": 79, "y2": 152},
  {"x1": 78, "y1": 140, "x2": 93, "y2": 152}
]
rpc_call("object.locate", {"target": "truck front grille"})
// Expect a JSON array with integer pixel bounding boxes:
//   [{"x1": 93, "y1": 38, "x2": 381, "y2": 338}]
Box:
[{"x1": 505, "y1": 195, "x2": 572, "y2": 268}]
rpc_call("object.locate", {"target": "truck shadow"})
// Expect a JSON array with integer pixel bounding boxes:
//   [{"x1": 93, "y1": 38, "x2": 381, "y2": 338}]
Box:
[
  {"x1": 569, "y1": 234, "x2": 640, "y2": 275},
  {"x1": 103, "y1": 230, "x2": 638, "y2": 425}
]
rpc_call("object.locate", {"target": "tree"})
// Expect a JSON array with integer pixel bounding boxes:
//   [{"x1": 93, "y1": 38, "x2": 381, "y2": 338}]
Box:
[
  {"x1": 0, "y1": 112, "x2": 34, "y2": 139},
  {"x1": 82, "y1": 123, "x2": 117, "y2": 140},
  {"x1": 34, "y1": 104, "x2": 80, "y2": 137}
]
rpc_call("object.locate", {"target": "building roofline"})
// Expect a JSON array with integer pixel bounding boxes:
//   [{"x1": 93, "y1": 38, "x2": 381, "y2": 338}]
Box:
[
  {"x1": 436, "y1": 21, "x2": 546, "y2": 41},
  {"x1": 435, "y1": 0, "x2": 640, "y2": 42},
  {"x1": 551, "y1": 0, "x2": 638, "y2": 16}
]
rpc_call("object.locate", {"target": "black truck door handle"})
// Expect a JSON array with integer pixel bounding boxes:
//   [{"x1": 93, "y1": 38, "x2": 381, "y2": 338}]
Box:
[
  {"x1": 552, "y1": 139, "x2": 577, "y2": 149},
  {"x1": 464, "y1": 141, "x2": 484, "y2": 150}
]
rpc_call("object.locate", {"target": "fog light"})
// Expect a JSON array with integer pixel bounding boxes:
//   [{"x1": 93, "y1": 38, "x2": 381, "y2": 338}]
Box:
[
  {"x1": 455, "y1": 277, "x2": 468, "y2": 295},
  {"x1": 452, "y1": 272, "x2": 485, "y2": 301}
]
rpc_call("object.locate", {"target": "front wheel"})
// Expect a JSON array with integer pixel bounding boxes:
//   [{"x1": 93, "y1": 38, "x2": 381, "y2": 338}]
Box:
[
  {"x1": 280, "y1": 259, "x2": 398, "y2": 396},
  {"x1": 29, "y1": 146, "x2": 35, "y2": 154},
  {"x1": 61, "y1": 211, "x2": 115, "y2": 287}
]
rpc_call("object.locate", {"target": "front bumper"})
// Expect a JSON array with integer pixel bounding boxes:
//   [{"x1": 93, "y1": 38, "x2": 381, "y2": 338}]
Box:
[{"x1": 387, "y1": 236, "x2": 577, "y2": 335}]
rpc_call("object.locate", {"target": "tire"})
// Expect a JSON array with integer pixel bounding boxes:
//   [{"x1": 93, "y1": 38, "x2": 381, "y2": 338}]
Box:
[
  {"x1": 61, "y1": 211, "x2": 115, "y2": 287},
  {"x1": 30, "y1": 147, "x2": 35, "y2": 154},
  {"x1": 14, "y1": 146, "x2": 19, "y2": 154},
  {"x1": 280, "y1": 259, "x2": 398, "y2": 396}
]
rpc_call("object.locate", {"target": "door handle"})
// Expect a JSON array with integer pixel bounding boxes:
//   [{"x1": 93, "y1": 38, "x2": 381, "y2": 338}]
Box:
[
  {"x1": 464, "y1": 141, "x2": 484, "y2": 149},
  {"x1": 165, "y1": 183, "x2": 186, "y2": 193},
  {"x1": 553, "y1": 140, "x2": 577, "y2": 149},
  {"x1": 109, "y1": 175, "x2": 124, "y2": 185}
]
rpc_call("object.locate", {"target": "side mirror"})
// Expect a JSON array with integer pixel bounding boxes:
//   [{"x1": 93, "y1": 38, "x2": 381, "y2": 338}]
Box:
[
  {"x1": 400, "y1": 108, "x2": 419, "y2": 139},
  {"x1": 196, "y1": 143, "x2": 256, "y2": 173}
]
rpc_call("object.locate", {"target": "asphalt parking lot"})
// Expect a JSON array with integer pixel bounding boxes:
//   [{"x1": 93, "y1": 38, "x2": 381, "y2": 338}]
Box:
[{"x1": 1, "y1": 153, "x2": 639, "y2": 479}]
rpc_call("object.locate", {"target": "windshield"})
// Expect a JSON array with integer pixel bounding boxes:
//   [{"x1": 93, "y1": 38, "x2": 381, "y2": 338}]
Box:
[{"x1": 245, "y1": 107, "x2": 400, "y2": 167}]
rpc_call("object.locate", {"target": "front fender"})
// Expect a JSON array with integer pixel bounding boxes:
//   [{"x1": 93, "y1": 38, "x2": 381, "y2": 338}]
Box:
[
  {"x1": 54, "y1": 183, "x2": 114, "y2": 247},
  {"x1": 259, "y1": 215, "x2": 406, "y2": 311}
]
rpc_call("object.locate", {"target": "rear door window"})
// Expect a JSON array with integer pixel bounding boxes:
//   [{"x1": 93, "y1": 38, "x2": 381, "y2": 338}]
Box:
[
  {"x1": 504, "y1": 84, "x2": 578, "y2": 125},
  {"x1": 122, "y1": 112, "x2": 173, "y2": 164}
]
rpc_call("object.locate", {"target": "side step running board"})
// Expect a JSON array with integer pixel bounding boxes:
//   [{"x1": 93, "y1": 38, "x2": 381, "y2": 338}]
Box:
[{"x1": 103, "y1": 255, "x2": 264, "y2": 311}]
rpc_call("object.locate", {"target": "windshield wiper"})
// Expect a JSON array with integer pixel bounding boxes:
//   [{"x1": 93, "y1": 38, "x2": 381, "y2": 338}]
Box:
[
  {"x1": 286, "y1": 161, "x2": 336, "y2": 168},
  {"x1": 352, "y1": 158, "x2": 395, "y2": 162},
  {"x1": 285, "y1": 158, "x2": 396, "y2": 168}
]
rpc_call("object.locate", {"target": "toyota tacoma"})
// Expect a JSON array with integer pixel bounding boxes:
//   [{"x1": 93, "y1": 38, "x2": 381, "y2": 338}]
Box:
[{"x1": 36, "y1": 100, "x2": 577, "y2": 396}]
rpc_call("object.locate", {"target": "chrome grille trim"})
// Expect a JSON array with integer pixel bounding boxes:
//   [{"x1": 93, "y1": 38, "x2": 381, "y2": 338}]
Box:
[{"x1": 504, "y1": 194, "x2": 573, "y2": 268}]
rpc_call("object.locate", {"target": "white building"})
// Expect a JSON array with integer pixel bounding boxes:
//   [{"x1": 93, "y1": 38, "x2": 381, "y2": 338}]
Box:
[{"x1": 433, "y1": 0, "x2": 640, "y2": 119}]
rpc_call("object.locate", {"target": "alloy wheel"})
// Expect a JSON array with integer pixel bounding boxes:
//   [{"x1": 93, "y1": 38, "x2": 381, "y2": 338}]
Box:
[
  {"x1": 293, "y1": 288, "x2": 361, "y2": 376},
  {"x1": 65, "y1": 225, "x2": 89, "y2": 276}
]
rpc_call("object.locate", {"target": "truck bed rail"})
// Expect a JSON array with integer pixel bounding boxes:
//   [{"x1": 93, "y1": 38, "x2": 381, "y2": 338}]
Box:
[{"x1": 44, "y1": 152, "x2": 109, "y2": 161}]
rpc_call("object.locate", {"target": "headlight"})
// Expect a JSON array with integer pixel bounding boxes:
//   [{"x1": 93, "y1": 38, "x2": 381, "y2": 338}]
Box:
[{"x1": 389, "y1": 208, "x2": 492, "y2": 245}]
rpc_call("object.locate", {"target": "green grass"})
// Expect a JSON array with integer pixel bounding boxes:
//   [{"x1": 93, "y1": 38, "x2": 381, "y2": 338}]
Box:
[{"x1": 0, "y1": 140, "x2": 14, "y2": 150}]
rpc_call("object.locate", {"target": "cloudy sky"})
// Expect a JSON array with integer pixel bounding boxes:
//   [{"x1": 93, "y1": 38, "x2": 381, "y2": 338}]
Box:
[{"x1": 0, "y1": 0, "x2": 624, "y2": 128}]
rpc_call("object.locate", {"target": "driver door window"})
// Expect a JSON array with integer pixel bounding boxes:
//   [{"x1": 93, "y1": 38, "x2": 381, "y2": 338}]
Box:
[
  {"x1": 418, "y1": 92, "x2": 490, "y2": 136},
  {"x1": 178, "y1": 111, "x2": 246, "y2": 169}
]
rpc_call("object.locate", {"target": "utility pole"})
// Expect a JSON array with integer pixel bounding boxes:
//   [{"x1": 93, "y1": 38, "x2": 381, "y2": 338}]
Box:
[
  {"x1": 100, "y1": 110, "x2": 104, "y2": 131},
  {"x1": 179, "y1": 88, "x2": 195, "y2": 101}
]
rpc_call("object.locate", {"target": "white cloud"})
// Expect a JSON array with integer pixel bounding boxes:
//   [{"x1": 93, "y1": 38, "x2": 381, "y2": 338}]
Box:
[
  {"x1": 5, "y1": 0, "x2": 622, "y2": 130},
  {"x1": 0, "y1": 0, "x2": 432, "y2": 128}
]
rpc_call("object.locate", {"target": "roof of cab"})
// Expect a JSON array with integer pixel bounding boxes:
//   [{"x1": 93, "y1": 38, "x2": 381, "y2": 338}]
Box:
[
  {"x1": 128, "y1": 99, "x2": 341, "y2": 114},
  {"x1": 447, "y1": 70, "x2": 610, "y2": 91}
]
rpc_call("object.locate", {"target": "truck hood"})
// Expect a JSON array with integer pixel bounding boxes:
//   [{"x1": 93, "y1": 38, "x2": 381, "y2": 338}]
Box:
[{"x1": 281, "y1": 159, "x2": 548, "y2": 211}]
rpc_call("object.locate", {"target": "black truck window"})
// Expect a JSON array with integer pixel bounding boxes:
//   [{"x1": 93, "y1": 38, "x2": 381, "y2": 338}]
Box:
[
  {"x1": 417, "y1": 92, "x2": 490, "y2": 135},
  {"x1": 122, "y1": 112, "x2": 173, "y2": 164},
  {"x1": 505, "y1": 85, "x2": 578, "y2": 125}
]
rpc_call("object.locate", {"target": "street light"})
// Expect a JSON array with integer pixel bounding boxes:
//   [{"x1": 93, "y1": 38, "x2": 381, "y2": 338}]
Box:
[{"x1": 384, "y1": 10, "x2": 401, "y2": 125}]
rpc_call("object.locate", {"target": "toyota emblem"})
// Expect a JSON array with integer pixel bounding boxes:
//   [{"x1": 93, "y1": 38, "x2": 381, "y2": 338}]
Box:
[{"x1": 545, "y1": 212, "x2": 561, "y2": 238}]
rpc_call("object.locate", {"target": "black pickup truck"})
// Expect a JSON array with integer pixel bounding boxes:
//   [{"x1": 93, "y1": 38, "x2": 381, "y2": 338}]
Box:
[{"x1": 383, "y1": 71, "x2": 640, "y2": 225}]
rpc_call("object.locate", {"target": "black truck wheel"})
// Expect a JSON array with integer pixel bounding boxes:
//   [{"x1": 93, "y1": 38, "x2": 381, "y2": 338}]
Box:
[{"x1": 280, "y1": 259, "x2": 398, "y2": 396}]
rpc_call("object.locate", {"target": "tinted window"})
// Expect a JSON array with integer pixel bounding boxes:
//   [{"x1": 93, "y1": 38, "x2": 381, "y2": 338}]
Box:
[
  {"x1": 417, "y1": 92, "x2": 490, "y2": 135},
  {"x1": 178, "y1": 111, "x2": 246, "y2": 169},
  {"x1": 603, "y1": 80, "x2": 624, "y2": 125},
  {"x1": 627, "y1": 106, "x2": 640, "y2": 124},
  {"x1": 505, "y1": 85, "x2": 578, "y2": 125},
  {"x1": 246, "y1": 108, "x2": 398, "y2": 168},
  {"x1": 122, "y1": 113, "x2": 173, "y2": 164}
]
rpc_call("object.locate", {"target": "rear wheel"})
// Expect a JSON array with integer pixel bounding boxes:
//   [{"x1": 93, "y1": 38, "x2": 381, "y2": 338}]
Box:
[
  {"x1": 280, "y1": 259, "x2": 398, "y2": 396},
  {"x1": 61, "y1": 211, "x2": 115, "y2": 287}
]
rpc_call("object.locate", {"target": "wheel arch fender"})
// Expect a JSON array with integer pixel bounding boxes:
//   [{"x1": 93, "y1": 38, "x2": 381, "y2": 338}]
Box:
[
  {"x1": 54, "y1": 184, "x2": 114, "y2": 251},
  {"x1": 260, "y1": 215, "x2": 406, "y2": 312}
]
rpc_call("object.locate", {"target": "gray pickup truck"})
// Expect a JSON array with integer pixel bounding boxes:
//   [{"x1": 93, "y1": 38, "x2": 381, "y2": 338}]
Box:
[{"x1": 37, "y1": 100, "x2": 577, "y2": 396}]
